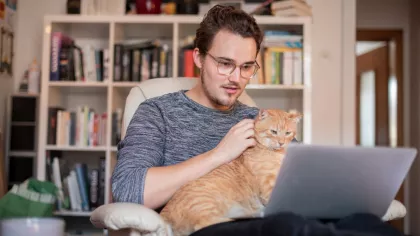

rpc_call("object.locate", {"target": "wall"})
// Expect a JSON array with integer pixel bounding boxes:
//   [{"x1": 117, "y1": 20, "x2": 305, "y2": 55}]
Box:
[
  {"x1": 409, "y1": 0, "x2": 420, "y2": 234},
  {"x1": 0, "y1": 4, "x2": 16, "y2": 136},
  {"x1": 307, "y1": 0, "x2": 356, "y2": 145},
  {"x1": 13, "y1": 0, "x2": 67, "y2": 92},
  {"x1": 356, "y1": 0, "x2": 414, "y2": 233},
  {"x1": 0, "y1": 0, "x2": 66, "y2": 144}
]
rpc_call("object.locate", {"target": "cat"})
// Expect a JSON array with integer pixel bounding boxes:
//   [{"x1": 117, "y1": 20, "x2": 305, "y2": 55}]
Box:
[{"x1": 159, "y1": 108, "x2": 302, "y2": 236}]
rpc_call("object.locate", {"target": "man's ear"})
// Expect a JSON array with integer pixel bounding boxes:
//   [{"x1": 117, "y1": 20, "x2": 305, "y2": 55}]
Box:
[{"x1": 193, "y1": 48, "x2": 203, "y2": 69}]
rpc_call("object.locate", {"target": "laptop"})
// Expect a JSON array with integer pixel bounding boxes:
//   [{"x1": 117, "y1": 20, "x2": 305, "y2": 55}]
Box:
[{"x1": 235, "y1": 143, "x2": 417, "y2": 220}]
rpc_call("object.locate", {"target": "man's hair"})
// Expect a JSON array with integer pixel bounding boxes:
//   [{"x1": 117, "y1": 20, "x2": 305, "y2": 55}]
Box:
[{"x1": 194, "y1": 5, "x2": 263, "y2": 57}]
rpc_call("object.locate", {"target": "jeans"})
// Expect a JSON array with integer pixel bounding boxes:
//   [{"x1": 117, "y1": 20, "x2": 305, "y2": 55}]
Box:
[{"x1": 190, "y1": 212, "x2": 403, "y2": 236}]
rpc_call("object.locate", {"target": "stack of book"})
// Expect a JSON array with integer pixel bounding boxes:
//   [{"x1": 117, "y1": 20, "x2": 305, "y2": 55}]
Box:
[{"x1": 270, "y1": 0, "x2": 312, "y2": 17}]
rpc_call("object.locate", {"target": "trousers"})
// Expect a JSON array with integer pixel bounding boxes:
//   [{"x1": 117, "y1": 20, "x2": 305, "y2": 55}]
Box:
[{"x1": 190, "y1": 212, "x2": 404, "y2": 236}]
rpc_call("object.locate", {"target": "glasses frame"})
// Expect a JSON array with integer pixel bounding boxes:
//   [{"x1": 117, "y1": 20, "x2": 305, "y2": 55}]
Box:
[{"x1": 206, "y1": 53, "x2": 260, "y2": 79}]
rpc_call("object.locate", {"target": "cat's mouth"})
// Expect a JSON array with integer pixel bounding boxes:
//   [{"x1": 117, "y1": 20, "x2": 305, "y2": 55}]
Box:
[{"x1": 270, "y1": 143, "x2": 285, "y2": 151}]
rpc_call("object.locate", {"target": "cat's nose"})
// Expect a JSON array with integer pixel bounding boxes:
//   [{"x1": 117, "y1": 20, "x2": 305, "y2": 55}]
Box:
[{"x1": 278, "y1": 142, "x2": 284, "y2": 146}]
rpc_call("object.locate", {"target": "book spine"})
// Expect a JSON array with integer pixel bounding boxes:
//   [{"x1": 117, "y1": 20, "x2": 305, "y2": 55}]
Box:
[{"x1": 50, "y1": 32, "x2": 62, "y2": 81}]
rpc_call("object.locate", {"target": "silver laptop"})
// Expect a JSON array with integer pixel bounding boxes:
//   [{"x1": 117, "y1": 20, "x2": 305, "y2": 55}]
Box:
[{"x1": 237, "y1": 143, "x2": 417, "y2": 220}]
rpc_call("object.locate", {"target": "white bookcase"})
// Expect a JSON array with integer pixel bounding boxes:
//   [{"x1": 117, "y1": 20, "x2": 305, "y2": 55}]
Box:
[{"x1": 36, "y1": 14, "x2": 312, "y2": 218}]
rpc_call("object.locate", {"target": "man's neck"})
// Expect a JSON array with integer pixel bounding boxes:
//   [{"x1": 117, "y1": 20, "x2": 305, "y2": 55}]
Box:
[{"x1": 185, "y1": 85, "x2": 232, "y2": 111}]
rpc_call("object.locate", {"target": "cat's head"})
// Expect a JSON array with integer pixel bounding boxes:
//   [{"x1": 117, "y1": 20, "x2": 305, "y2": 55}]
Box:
[{"x1": 254, "y1": 109, "x2": 302, "y2": 151}]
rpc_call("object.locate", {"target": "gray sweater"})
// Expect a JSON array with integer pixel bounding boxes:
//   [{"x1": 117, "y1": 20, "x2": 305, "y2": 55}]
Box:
[{"x1": 111, "y1": 90, "x2": 259, "y2": 204}]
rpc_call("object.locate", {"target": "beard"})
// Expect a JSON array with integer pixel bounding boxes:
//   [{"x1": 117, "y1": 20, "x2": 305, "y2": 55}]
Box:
[{"x1": 200, "y1": 69, "x2": 241, "y2": 109}]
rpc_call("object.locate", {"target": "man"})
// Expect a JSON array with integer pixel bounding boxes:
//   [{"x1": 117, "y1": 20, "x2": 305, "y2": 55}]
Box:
[{"x1": 112, "y1": 5, "x2": 403, "y2": 236}]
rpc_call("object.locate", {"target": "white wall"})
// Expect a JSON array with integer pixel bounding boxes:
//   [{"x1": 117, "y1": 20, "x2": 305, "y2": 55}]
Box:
[
  {"x1": 306, "y1": 0, "x2": 357, "y2": 146},
  {"x1": 13, "y1": 0, "x2": 67, "y2": 92},
  {"x1": 0, "y1": 7, "x2": 16, "y2": 135},
  {"x1": 0, "y1": 0, "x2": 67, "y2": 139}
]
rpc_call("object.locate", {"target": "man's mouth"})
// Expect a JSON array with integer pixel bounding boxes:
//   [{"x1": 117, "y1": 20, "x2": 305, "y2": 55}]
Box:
[{"x1": 223, "y1": 86, "x2": 239, "y2": 94}]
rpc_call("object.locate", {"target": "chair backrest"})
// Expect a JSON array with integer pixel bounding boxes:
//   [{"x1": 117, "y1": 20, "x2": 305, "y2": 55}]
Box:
[{"x1": 121, "y1": 77, "x2": 257, "y2": 139}]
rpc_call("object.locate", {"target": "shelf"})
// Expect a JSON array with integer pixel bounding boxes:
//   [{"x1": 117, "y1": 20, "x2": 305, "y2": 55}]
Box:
[
  {"x1": 54, "y1": 210, "x2": 92, "y2": 217},
  {"x1": 11, "y1": 121, "x2": 36, "y2": 126},
  {"x1": 112, "y1": 82, "x2": 140, "y2": 88},
  {"x1": 45, "y1": 14, "x2": 311, "y2": 26},
  {"x1": 45, "y1": 145, "x2": 107, "y2": 152},
  {"x1": 12, "y1": 92, "x2": 40, "y2": 97},
  {"x1": 246, "y1": 84, "x2": 305, "y2": 90},
  {"x1": 49, "y1": 81, "x2": 109, "y2": 87},
  {"x1": 8, "y1": 151, "x2": 36, "y2": 157},
  {"x1": 110, "y1": 146, "x2": 118, "y2": 152}
]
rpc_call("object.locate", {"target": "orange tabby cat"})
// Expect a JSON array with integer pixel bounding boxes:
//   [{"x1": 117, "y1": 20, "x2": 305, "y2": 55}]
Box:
[{"x1": 159, "y1": 109, "x2": 302, "y2": 236}]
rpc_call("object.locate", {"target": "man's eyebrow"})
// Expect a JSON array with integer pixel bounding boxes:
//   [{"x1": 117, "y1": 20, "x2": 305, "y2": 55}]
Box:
[{"x1": 217, "y1": 56, "x2": 255, "y2": 64}]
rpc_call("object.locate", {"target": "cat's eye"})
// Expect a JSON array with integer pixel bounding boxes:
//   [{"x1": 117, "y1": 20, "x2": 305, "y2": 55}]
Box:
[
  {"x1": 271, "y1": 130, "x2": 277, "y2": 135},
  {"x1": 285, "y1": 131, "x2": 291, "y2": 135}
]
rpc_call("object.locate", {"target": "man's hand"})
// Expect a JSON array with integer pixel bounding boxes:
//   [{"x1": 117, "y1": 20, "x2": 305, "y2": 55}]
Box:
[{"x1": 213, "y1": 119, "x2": 256, "y2": 164}]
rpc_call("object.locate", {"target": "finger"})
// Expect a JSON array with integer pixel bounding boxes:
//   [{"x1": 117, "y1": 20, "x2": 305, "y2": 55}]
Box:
[
  {"x1": 237, "y1": 122, "x2": 255, "y2": 133},
  {"x1": 246, "y1": 138, "x2": 257, "y2": 147},
  {"x1": 244, "y1": 129, "x2": 255, "y2": 139},
  {"x1": 234, "y1": 119, "x2": 255, "y2": 128}
]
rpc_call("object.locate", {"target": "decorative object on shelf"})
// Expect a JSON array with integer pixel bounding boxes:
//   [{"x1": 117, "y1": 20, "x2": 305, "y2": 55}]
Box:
[
  {"x1": 27, "y1": 58, "x2": 41, "y2": 94},
  {"x1": 270, "y1": 0, "x2": 312, "y2": 17},
  {"x1": 161, "y1": 1, "x2": 176, "y2": 15},
  {"x1": 248, "y1": 0, "x2": 274, "y2": 15},
  {"x1": 66, "y1": 0, "x2": 81, "y2": 14},
  {"x1": 136, "y1": 0, "x2": 162, "y2": 14},
  {"x1": 79, "y1": 0, "x2": 125, "y2": 15},
  {"x1": 18, "y1": 69, "x2": 29, "y2": 92},
  {"x1": 209, "y1": 0, "x2": 244, "y2": 10},
  {"x1": 176, "y1": 0, "x2": 199, "y2": 14},
  {"x1": 126, "y1": 0, "x2": 137, "y2": 14}
]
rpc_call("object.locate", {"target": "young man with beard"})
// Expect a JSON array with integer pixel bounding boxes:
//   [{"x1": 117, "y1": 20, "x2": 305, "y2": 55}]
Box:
[{"x1": 111, "y1": 5, "x2": 403, "y2": 236}]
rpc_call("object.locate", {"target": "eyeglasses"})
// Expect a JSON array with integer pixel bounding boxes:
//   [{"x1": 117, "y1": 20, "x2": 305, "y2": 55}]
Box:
[{"x1": 206, "y1": 53, "x2": 260, "y2": 79}]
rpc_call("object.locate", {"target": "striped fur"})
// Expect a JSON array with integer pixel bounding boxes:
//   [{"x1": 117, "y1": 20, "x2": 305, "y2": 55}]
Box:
[{"x1": 160, "y1": 109, "x2": 302, "y2": 236}]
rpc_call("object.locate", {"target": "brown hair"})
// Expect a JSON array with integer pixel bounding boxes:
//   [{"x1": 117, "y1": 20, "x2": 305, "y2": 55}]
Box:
[{"x1": 194, "y1": 5, "x2": 263, "y2": 57}]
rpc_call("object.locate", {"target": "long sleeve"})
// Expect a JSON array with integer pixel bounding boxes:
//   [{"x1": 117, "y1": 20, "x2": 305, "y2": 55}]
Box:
[{"x1": 111, "y1": 100, "x2": 166, "y2": 204}]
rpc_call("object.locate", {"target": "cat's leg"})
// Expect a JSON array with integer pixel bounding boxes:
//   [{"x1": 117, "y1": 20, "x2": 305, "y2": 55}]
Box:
[
  {"x1": 193, "y1": 216, "x2": 232, "y2": 232},
  {"x1": 259, "y1": 174, "x2": 277, "y2": 205}
]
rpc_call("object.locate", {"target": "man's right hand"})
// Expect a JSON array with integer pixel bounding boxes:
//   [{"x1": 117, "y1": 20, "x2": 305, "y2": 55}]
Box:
[{"x1": 213, "y1": 119, "x2": 257, "y2": 164}]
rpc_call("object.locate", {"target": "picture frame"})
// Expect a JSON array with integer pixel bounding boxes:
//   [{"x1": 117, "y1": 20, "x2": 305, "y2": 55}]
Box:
[{"x1": 0, "y1": 26, "x2": 13, "y2": 75}]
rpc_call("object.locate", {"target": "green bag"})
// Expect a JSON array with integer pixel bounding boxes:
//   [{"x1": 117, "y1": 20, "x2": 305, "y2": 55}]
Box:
[{"x1": 0, "y1": 178, "x2": 58, "y2": 219}]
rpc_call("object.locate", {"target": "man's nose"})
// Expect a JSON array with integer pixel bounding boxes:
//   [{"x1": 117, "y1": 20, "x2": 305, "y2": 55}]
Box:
[{"x1": 229, "y1": 67, "x2": 241, "y2": 82}]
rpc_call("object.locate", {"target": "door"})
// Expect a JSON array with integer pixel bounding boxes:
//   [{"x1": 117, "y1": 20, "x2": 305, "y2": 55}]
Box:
[
  {"x1": 356, "y1": 44, "x2": 390, "y2": 147},
  {"x1": 356, "y1": 43, "x2": 403, "y2": 230}
]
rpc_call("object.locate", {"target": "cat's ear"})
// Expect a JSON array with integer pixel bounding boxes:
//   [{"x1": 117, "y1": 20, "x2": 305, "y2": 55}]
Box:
[
  {"x1": 258, "y1": 109, "x2": 269, "y2": 120},
  {"x1": 288, "y1": 111, "x2": 302, "y2": 123}
]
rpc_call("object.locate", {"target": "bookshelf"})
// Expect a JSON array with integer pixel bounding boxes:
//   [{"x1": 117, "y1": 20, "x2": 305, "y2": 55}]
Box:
[{"x1": 36, "y1": 14, "x2": 312, "y2": 220}]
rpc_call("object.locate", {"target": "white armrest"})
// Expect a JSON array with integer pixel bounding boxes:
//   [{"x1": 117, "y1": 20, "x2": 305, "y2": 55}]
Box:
[
  {"x1": 90, "y1": 200, "x2": 405, "y2": 236},
  {"x1": 90, "y1": 203, "x2": 169, "y2": 236},
  {"x1": 382, "y1": 200, "x2": 406, "y2": 221}
]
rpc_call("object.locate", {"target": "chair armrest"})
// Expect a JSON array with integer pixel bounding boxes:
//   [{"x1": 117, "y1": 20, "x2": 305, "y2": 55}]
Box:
[
  {"x1": 90, "y1": 200, "x2": 405, "y2": 235},
  {"x1": 382, "y1": 200, "x2": 406, "y2": 221},
  {"x1": 90, "y1": 203, "x2": 169, "y2": 235}
]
